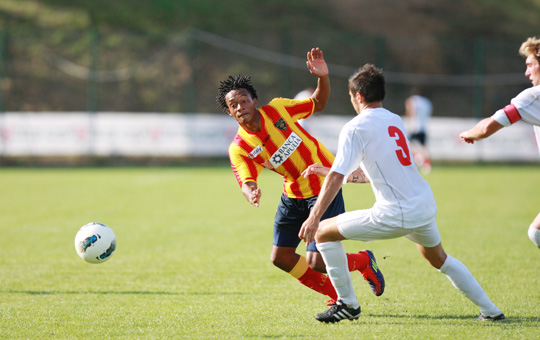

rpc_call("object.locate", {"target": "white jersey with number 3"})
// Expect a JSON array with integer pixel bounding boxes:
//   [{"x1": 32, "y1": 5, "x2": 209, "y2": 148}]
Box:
[{"x1": 331, "y1": 108, "x2": 437, "y2": 228}]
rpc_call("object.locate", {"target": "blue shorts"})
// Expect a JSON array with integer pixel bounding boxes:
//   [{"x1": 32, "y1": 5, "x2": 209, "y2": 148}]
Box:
[{"x1": 273, "y1": 189, "x2": 345, "y2": 252}]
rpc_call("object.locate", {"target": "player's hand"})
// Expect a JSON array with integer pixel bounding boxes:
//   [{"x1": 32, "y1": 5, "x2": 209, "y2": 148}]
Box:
[
  {"x1": 242, "y1": 182, "x2": 262, "y2": 207},
  {"x1": 306, "y1": 48, "x2": 328, "y2": 78},
  {"x1": 249, "y1": 187, "x2": 262, "y2": 207},
  {"x1": 299, "y1": 215, "x2": 319, "y2": 245},
  {"x1": 302, "y1": 163, "x2": 330, "y2": 178},
  {"x1": 459, "y1": 131, "x2": 476, "y2": 144}
]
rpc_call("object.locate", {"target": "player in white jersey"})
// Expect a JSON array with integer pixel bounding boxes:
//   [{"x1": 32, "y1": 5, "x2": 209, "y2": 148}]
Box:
[
  {"x1": 405, "y1": 89, "x2": 433, "y2": 173},
  {"x1": 460, "y1": 36, "x2": 540, "y2": 249},
  {"x1": 299, "y1": 64, "x2": 504, "y2": 323}
]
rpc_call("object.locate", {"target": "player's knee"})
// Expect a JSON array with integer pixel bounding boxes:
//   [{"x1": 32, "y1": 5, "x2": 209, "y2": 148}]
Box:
[
  {"x1": 314, "y1": 230, "x2": 325, "y2": 244},
  {"x1": 270, "y1": 252, "x2": 294, "y2": 271},
  {"x1": 314, "y1": 220, "x2": 339, "y2": 244},
  {"x1": 269, "y1": 252, "x2": 282, "y2": 266}
]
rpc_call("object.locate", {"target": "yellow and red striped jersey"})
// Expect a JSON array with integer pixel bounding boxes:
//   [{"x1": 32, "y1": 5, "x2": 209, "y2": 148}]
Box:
[{"x1": 229, "y1": 97, "x2": 335, "y2": 199}]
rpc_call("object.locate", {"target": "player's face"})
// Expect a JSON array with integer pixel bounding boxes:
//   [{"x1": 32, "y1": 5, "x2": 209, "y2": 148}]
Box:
[
  {"x1": 225, "y1": 88, "x2": 258, "y2": 124},
  {"x1": 525, "y1": 54, "x2": 540, "y2": 86}
]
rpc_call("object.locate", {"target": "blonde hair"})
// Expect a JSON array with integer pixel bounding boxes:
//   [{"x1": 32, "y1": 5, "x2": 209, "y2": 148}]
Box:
[{"x1": 519, "y1": 37, "x2": 540, "y2": 60}]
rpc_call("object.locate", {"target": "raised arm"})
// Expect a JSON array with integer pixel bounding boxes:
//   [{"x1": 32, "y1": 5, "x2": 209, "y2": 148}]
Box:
[
  {"x1": 306, "y1": 48, "x2": 330, "y2": 113},
  {"x1": 459, "y1": 118, "x2": 505, "y2": 144}
]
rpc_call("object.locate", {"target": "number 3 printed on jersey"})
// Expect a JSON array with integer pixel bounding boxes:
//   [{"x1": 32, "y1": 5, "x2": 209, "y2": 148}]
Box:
[{"x1": 388, "y1": 126, "x2": 412, "y2": 166}]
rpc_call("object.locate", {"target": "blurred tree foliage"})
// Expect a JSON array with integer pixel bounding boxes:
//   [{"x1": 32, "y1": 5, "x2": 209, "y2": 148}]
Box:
[
  {"x1": 0, "y1": 0, "x2": 538, "y2": 114},
  {"x1": 2, "y1": 0, "x2": 538, "y2": 38},
  {"x1": 0, "y1": 0, "x2": 338, "y2": 38}
]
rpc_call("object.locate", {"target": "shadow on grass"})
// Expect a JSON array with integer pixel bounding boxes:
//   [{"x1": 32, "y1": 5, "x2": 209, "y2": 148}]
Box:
[
  {"x1": 244, "y1": 335, "x2": 312, "y2": 339},
  {"x1": 2, "y1": 290, "x2": 245, "y2": 296},
  {"x1": 367, "y1": 313, "x2": 539, "y2": 324}
]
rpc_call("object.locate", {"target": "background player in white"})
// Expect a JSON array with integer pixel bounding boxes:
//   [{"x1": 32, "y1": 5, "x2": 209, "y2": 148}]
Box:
[
  {"x1": 405, "y1": 87, "x2": 433, "y2": 174},
  {"x1": 299, "y1": 64, "x2": 504, "y2": 323},
  {"x1": 460, "y1": 36, "x2": 540, "y2": 249}
]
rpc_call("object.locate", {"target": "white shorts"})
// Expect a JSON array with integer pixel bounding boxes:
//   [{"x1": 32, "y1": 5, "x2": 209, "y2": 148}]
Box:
[{"x1": 336, "y1": 208, "x2": 441, "y2": 248}]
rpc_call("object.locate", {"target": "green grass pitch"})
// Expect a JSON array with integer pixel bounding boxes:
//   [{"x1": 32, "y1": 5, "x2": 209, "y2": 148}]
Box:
[{"x1": 0, "y1": 165, "x2": 538, "y2": 339}]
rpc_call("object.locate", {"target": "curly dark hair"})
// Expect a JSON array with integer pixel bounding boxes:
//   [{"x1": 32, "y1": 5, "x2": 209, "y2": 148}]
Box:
[{"x1": 216, "y1": 75, "x2": 258, "y2": 112}]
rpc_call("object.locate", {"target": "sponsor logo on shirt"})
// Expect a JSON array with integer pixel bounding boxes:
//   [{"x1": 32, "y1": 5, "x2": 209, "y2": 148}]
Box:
[
  {"x1": 248, "y1": 145, "x2": 263, "y2": 159},
  {"x1": 269, "y1": 132, "x2": 302, "y2": 169}
]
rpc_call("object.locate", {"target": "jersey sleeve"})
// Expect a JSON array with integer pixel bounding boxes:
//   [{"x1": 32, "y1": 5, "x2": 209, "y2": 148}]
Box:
[
  {"x1": 269, "y1": 97, "x2": 315, "y2": 121},
  {"x1": 229, "y1": 143, "x2": 264, "y2": 187},
  {"x1": 330, "y1": 123, "x2": 364, "y2": 183},
  {"x1": 491, "y1": 108, "x2": 513, "y2": 127},
  {"x1": 491, "y1": 87, "x2": 540, "y2": 126}
]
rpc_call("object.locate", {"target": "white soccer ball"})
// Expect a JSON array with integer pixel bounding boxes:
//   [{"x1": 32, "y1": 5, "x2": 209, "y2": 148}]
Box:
[{"x1": 74, "y1": 222, "x2": 117, "y2": 264}]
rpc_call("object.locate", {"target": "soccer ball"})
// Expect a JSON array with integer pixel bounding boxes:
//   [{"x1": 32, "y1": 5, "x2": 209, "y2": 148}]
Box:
[{"x1": 74, "y1": 222, "x2": 117, "y2": 264}]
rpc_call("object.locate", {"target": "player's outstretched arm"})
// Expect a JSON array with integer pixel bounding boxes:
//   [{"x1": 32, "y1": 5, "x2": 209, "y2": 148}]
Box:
[
  {"x1": 460, "y1": 118, "x2": 504, "y2": 144},
  {"x1": 303, "y1": 164, "x2": 369, "y2": 183},
  {"x1": 306, "y1": 47, "x2": 330, "y2": 113},
  {"x1": 302, "y1": 163, "x2": 330, "y2": 178}
]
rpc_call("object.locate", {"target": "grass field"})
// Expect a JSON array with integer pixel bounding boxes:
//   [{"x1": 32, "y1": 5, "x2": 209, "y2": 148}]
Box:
[{"x1": 0, "y1": 165, "x2": 539, "y2": 339}]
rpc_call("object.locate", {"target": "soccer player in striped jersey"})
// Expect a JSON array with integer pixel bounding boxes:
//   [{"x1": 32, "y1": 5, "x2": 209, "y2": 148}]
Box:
[
  {"x1": 460, "y1": 37, "x2": 540, "y2": 249},
  {"x1": 300, "y1": 64, "x2": 504, "y2": 323},
  {"x1": 216, "y1": 48, "x2": 385, "y2": 305}
]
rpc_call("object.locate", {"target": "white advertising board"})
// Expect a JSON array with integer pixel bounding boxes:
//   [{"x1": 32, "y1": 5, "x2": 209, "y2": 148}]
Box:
[
  {"x1": 0, "y1": 112, "x2": 538, "y2": 162},
  {"x1": 0, "y1": 112, "x2": 238, "y2": 157}
]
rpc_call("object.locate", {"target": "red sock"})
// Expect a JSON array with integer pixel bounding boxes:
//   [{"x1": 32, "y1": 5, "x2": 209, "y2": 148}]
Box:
[
  {"x1": 346, "y1": 251, "x2": 370, "y2": 272},
  {"x1": 298, "y1": 267, "x2": 338, "y2": 300}
]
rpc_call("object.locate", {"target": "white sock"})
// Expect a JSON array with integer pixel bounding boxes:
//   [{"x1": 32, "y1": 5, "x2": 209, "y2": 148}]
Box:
[
  {"x1": 439, "y1": 254, "x2": 502, "y2": 317},
  {"x1": 317, "y1": 241, "x2": 360, "y2": 309},
  {"x1": 528, "y1": 224, "x2": 540, "y2": 248}
]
